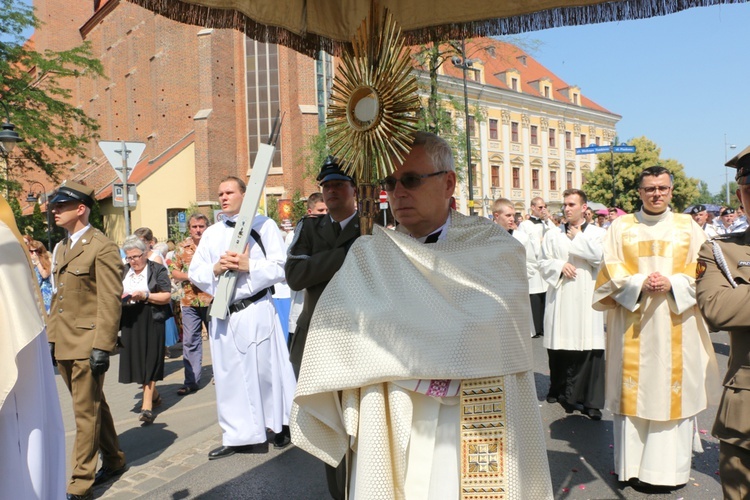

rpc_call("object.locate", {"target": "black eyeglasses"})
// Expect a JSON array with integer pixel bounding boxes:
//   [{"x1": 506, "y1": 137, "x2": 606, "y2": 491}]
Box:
[
  {"x1": 125, "y1": 253, "x2": 145, "y2": 262},
  {"x1": 380, "y1": 171, "x2": 446, "y2": 192}
]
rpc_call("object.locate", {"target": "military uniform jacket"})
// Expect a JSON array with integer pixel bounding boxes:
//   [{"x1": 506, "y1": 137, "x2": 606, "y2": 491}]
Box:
[
  {"x1": 696, "y1": 230, "x2": 750, "y2": 450},
  {"x1": 285, "y1": 213, "x2": 360, "y2": 367},
  {"x1": 48, "y1": 227, "x2": 123, "y2": 360}
]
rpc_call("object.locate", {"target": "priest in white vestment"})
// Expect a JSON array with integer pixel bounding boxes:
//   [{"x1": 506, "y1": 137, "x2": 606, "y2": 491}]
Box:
[
  {"x1": 593, "y1": 166, "x2": 720, "y2": 492},
  {"x1": 539, "y1": 189, "x2": 606, "y2": 419},
  {"x1": 189, "y1": 176, "x2": 296, "y2": 459},
  {"x1": 0, "y1": 195, "x2": 66, "y2": 499},
  {"x1": 291, "y1": 132, "x2": 552, "y2": 500}
]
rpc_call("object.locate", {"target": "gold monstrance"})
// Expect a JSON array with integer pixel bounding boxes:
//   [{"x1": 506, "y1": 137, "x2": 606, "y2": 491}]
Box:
[{"x1": 326, "y1": 7, "x2": 420, "y2": 235}]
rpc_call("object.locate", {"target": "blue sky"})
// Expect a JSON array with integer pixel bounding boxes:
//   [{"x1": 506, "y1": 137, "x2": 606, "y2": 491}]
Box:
[{"x1": 523, "y1": 3, "x2": 750, "y2": 195}]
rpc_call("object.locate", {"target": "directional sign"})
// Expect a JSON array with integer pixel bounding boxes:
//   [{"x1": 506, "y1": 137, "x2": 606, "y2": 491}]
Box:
[
  {"x1": 613, "y1": 146, "x2": 636, "y2": 153},
  {"x1": 99, "y1": 141, "x2": 146, "y2": 180},
  {"x1": 575, "y1": 146, "x2": 610, "y2": 155}
]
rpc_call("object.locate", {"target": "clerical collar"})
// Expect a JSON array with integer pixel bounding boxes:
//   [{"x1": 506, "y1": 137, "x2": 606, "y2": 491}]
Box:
[
  {"x1": 564, "y1": 221, "x2": 588, "y2": 233},
  {"x1": 529, "y1": 216, "x2": 543, "y2": 224},
  {"x1": 221, "y1": 213, "x2": 239, "y2": 228},
  {"x1": 331, "y1": 211, "x2": 357, "y2": 231},
  {"x1": 414, "y1": 216, "x2": 451, "y2": 244}
]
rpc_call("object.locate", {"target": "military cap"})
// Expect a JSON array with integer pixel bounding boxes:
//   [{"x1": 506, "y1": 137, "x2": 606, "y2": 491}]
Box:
[
  {"x1": 690, "y1": 204, "x2": 707, "y2": 215},
  {"x1": 721, "y1": 207, "x2": 735, "y2": 217},
  {"x1": 317, "y1": 156, "x2": 355, "y2": 185},
  {"x1": 725, "y1": 145, "x2": 750, "y2": 185},
  {"x1": 49, "y1": 180, "x2": 95, "y2": 208}
]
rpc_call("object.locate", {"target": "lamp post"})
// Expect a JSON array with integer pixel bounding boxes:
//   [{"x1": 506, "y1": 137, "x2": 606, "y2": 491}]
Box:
[
  {"x1": 483, "y1": 194, "x2": 491, "y2": 217},
  {"x1": 452, "y1": 39, "x2": 475, "y2": 215},
  {"x1": 725, "y1": 134, "x2": 737, "y2": 206},
  {"x1": 0, "y1": 102, "x2": 24, "y2": 197},
  {"x1": 26, "y1": 180, "x2": 53, "y2": 251}
]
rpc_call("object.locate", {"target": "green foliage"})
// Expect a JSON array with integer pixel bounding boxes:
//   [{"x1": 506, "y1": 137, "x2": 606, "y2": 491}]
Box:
[
  {"x1": 299, "y1": 125, "x2": 329, "y2": 180},
  {"x1": 167, "y1": 203, "x2": 204, "y2": 241},
  {"x1": 266, "y1": 196, "x2": 281, "y2": 226},
  {"x1": 290, "y1": 189, "x2": 308, "y2": 225},
  {"x1": 713, "y1": 182, "x2": 739, "y2": 207},
  {"x1": 584, "y1": 136, "x2": 699, "y2": 212},
  {"x1": 0, "y1": 0, "x2": 104, "y2": 191},
  {"x1": 88, "y1": 199, "x2": 104, "y2": 232},
  {"x1": 694, "y1": 181, "x2": 714, "y2": 205}
]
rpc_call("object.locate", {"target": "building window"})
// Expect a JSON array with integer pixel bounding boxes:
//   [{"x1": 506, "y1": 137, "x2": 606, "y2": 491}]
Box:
[
  {"x1": 550, "y1": 171, "x2": 557, "y2": 191},
  {"x1": 566, "y1": 171, "x2": 573, "y2": 189},
  {"x1": 595, "y1": 136, "x2": 600, "y2": 146},
  {"x1": 580, "y1": 134, "x2": 587, "y2": 148},
  {"x1": 491, "y1": 165, "x2": 500, "y2": 188},
  {"x1": 511, "y1": 122, "x2": 519, "y2": 142},
  {"x1": 544, "y1": 86, "x2": 550, "y2": 98},
  {"x1": 471, "y1": 164, "x2": 479, "y2": 189},
  {"x1": 573, "y1": 93, "x2": 579, "y2": 105},
  {"x1": 489, "y1": 119, "x2": 498, "y2": 140},
  {"x1": 565, "y1": 131, "x2": 572, "y2": 149},
  {"x1": 532, "y1": 169, "x2": 540, "y2": 190},
  {"x1": 467, "y1": 68, "x2": 480, "y2": 81},
  {"x1": 511, "y1": 77, "x2": 518, "y2": 91},
  {"x1": 530, "y1": 125, "x2": 538, "y2": 146},
  {"x1": 548, "y1": 128, "x2": 556, "y2": 147},
  {"x1": 468, "y1": 116, "x2": 476, "y2": 137},
  {"x1": 512, "y1": 167, "x2": 521, "y2": 189}
]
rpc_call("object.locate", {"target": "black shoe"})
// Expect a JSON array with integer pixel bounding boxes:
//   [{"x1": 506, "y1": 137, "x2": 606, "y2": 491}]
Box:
[
  {"x1": 93, "y1": 464, "x2": 127, "y2": 486},
  {"x1": 139, "y1": 409, "x2": 155, "y2": 425},
  {"x1": 532, "y1": 333, "x2": 543, "y2": 338},
  {"x1": 273, "y1": 425, "x2": 292, "y2": 449},
  {"x1": 628, "y1": 478, "x2": 680, "y2": 494},
  {"x1": 67, "y1": 492, "x2": 93, "y2": 500},
  {"x1": 559, "y1": 399, "x2": 584, "y2": 414},
  {"x1": 209, "y1": 445, "x2": 237, "y2": 460},
  {"x1": 584, "y1": 407, "x2": 603, "y2": 420},
  {"x1": 545, "y1": 395, "x2": 558, "y2": 404},
  {"x1": 177, "y1": 385, "x2": 199, "y2": 396}
]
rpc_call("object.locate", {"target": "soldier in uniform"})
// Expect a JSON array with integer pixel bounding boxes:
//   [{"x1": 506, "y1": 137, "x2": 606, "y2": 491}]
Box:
[
  {"x1": 48, "y1": 181, "x2": 126, "y2": 500},
  {"x1": 285, "y1": 157, "x2": 359, "y2": 500},
  {"x1": 696, "y1": 145, "x2": 750, "y2": 499}
]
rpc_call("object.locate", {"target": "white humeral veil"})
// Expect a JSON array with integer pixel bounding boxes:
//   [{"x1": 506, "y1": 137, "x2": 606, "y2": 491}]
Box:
[
  {"x1": 0, "y1": 209, "x2": 66, "y2": 499},
  {"x1": 291, "y1": 212, "x2": 552, "y2": 499}
]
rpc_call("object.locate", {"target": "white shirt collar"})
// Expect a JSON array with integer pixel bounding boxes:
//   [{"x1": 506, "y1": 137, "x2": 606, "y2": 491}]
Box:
[{"x1": 68, "y1": 224, "x2": 91, "y2": 248}]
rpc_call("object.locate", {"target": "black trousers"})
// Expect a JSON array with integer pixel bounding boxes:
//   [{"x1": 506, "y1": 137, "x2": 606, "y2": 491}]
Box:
[
  {"x1": 529, "y1": 292, "x2": 546, "y2": 335},
  {"x1": 547, "y1": 348, "x2": 605, "y2": 409}
]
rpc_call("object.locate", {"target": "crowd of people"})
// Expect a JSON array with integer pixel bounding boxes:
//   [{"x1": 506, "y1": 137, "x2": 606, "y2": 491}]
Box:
[{"x1": 3, "y1": 136, "x2": 750, "y2": 499}]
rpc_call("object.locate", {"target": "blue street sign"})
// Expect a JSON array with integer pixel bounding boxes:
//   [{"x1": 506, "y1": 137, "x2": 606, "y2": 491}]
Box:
[
  {"x1": 575, "y1": 146, "x2": 610, "y2": 155},
  {"x1": 178, "y1": 211, "x2": 186, "y2": 223},
  {"x1": 613, "y1": 146, "x2": 636, "y2": 153}
]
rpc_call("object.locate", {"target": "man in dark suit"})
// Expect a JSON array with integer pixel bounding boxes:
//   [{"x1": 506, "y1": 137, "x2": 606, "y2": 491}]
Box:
[
  {"x1": 697, "y1": 145, "x2": 750, "y2": 499},
  {"x1": 285, "y1": 157, "x2": 359, "y2": 500},
  {"x1": 48, "y1": 181, "x2": 126, "y2": 500}
]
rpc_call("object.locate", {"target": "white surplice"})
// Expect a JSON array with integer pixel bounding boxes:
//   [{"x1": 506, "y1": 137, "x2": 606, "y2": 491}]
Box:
[
  {"x1": 592, "y1": 209, "x2": 720, "y2": 484},
  {"x1": 0, "y1": 219, "x2": 66, "y2": 500},
  {"x1": 540, "y1": 223, "x2": 606, "y2": 351},
  {"x1": 189, "y1": 214, "x2": 296, "y2": 445},
  {"x1": 517, "y1": 217, "x2": 556, "y2": 294}
]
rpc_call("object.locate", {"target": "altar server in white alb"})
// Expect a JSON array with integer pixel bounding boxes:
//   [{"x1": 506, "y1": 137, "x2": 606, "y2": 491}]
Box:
[
  {"x1": 189, "y1": 176, "x2": 296, "y2": 460},
  {"x1": 593, "y1": 166, "x2": 720, "y2": 493},
  {"x1": 539, "y1": 188, "x2": 606, "y2": 420},
  {"x1": 0, "y1": 194, "x2": 66, "y2": 500}
]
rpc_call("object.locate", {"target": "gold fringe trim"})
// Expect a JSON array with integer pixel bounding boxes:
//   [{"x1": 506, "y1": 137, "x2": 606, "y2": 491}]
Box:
[{"x1": 126, "y1": 0, "x2": 747, "y2": 57}]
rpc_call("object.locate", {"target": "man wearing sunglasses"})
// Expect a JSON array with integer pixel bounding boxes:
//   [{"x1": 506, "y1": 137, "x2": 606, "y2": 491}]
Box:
[
  {"x1": 285, "y1": 157, "x2": 359, "y2": 499},
  {"x1": 47, "y1": 181, "x2": 126, "y2": 499},
  {"x1": 292, "y1": 132, "x2": 552, "y2": 499},
  {"x1": 594, "y1": 166, "x2": 719, "y2": 493}
]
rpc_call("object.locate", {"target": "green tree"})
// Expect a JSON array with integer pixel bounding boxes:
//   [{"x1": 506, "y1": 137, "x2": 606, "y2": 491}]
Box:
[
  {"x1": 584, "y1": 136, "x2": 699, "y2": 212},
  {"x1": 1, "y1": 0, "x2": 104, "y2": 193},
  {"x1": 290, "y1": 189, "x2": 308, "y2": 225},
  {"x1": 713, "y1": 182, "x2": 739, "y2": 207},
  {"x1": 299, "y1": 125, "x2": 329, "y2": 179},
  {"x1": 693, "y1": 180, "x2": 714, "y2": 205},
  {"x1": 266, "y1": 196, "x2": 281, "y2": 226}
]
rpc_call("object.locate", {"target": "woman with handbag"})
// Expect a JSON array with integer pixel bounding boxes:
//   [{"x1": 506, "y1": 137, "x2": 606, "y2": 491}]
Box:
[{"x1": 119, "y1": 235, "x2": 172, "y2": 425}]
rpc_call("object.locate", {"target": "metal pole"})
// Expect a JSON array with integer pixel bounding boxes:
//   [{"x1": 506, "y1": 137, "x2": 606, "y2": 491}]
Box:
[
  {"x1": 43, "y1": 191, "x2": 52, "y2": 250},
  {"x1": 610, "y1": 143, "x2": 616, "y2": 206},
  {"x1": 461, "y1": 39, "x2": 473, "y2": 216},
  {"x1": 121, "y1": 140, "x2": 131, "y2": 236}
]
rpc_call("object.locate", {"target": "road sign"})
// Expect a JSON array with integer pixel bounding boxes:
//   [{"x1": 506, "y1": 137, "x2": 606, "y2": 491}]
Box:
[
  {"x1": 113, "y1": 183, "x2": 137, "y2": 208},
  {"x1": 613, "y1": 145, "x2": 636, "y2": 153},
  {"x1": 379, "y1": 189, "x2": 388, "y2": 209},
  {"x1": 99, "y1": 141, "x2": 146, "y2": 180},
  {"x1": 575, "y1": 145, "x2": 610, "y2": 155}
]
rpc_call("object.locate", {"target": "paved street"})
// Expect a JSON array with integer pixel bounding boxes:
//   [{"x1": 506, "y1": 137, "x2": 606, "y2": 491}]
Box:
[{"x1": 55, "y1": 332, "x2": 729, "y2": 499}]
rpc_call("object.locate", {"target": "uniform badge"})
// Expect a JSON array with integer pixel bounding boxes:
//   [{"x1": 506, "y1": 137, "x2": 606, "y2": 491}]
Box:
[{"x1": 696, "y1": 260, "x2": 707, "y2": 279}]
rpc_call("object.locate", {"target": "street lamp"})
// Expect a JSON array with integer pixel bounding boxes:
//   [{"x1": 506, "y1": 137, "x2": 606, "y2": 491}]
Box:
[
  {"x1": 483, "y1": 194, "x2": 491, "y2": 216},
  {"x1": 26, "y1": 180, "x2": 53, "y2": 251},
  {"x1": 0, "y1": 101, "x2": 24, "y2": 197},
  {"x1": 452, "y1": 39, "x2": 475, "y2": 215},
  {"x1": 725, "y1": 134, "x2": 737, "y2": 206}
]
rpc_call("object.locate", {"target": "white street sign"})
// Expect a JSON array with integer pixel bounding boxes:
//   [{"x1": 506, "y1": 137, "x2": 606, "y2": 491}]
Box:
[{"x1": 98, "y1": 141, "x2": 146, "y2": 180}]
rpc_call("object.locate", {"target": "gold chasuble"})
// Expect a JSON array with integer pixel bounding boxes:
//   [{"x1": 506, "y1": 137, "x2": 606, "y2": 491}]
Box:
[
  {"x1": 593, "y1": 210, "x2": 720, "y2": 420},
  {"x1": 291, "y1": 212, "x2": 552, "y2": 500}
]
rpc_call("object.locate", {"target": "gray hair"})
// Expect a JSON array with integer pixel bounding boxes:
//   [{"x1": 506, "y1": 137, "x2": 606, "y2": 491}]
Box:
[
  {"x1": 412, "y1": 131, "x2": 455, "y2": 173},
  {"x1": 122, "y1": 235, "x2": 147, "y2": 253}
]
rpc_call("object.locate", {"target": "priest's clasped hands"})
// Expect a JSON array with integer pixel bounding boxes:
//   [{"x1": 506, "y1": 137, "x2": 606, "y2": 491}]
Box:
[
  {"x1": 213, "y1": 246, "x2": 250, "y2": 276},
  {"x1": 642, "y1": 272, "x2": 672, "y2": 294}
]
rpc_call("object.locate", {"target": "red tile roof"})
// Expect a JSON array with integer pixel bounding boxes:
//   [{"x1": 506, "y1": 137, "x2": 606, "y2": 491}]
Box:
[{"x1": 413, "y1": 38, "x2": 615, "y2": 115}]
